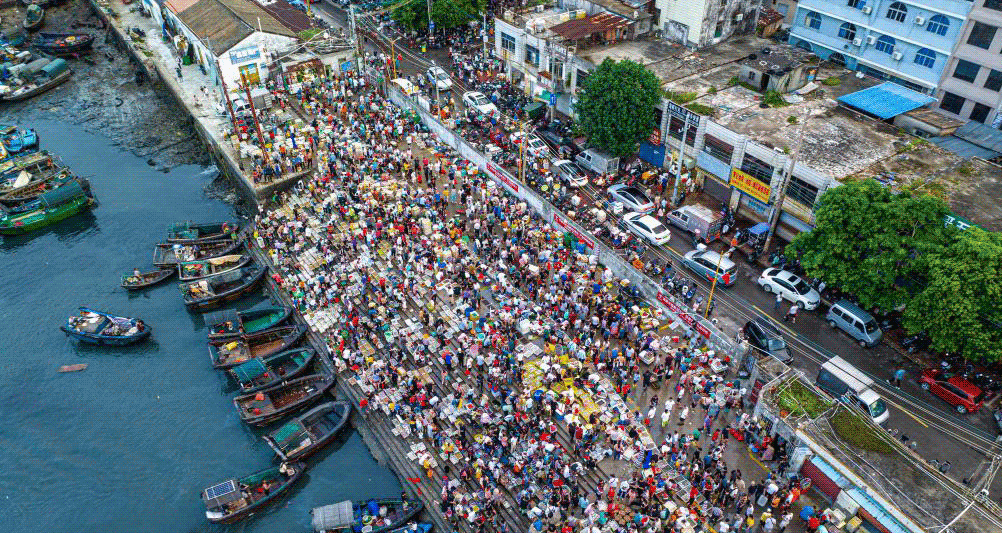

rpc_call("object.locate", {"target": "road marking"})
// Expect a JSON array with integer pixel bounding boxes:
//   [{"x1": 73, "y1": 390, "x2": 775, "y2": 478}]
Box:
[
  {"x1": 749, "y1": 303, "x2": 799, "y2": 337},
  {"x1": 747, "y1": 449, "x2": 770, "y2": 472},
  {"x1": 883, "y1": 398, "x2": 930, "y2": 428}
]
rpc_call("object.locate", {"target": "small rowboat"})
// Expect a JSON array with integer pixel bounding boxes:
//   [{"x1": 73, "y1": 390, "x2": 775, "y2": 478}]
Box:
[
  {"x1": 264, "y1": 400, "x2": 351, "y2": 462},
  {"x1": 178, "y1": 253, "x2": 250, "y2": 281},
  {"x1": 153, "y1": 238, "x2": 242, "y2": 268},
  {"x1": 180, "y1": 265, "x2": 266, "y2": 312},
  {"x1": 234, "y1": 374, "x2": 335, "y2": 426},
  {"x1": 208, "y1": 324, "x2": 307, "y2": 369},
  {"x1": 33, "y1": 32, "x2": 94, "y2": 56},
  {"x1": 23, "y1": 5, "x2": 44, "y2": 31},
  {"x1": 167, "y1": 221, "x2": 240, "y2": 244},
  {"x1": 229, "y1": 347, "x2": 315, "y2": 393},
  {"x1": 205, "y1": 306, "x2": 292, "y2": 340},
  {"x1": 121, "y1": 268, "x2": 174, "y2": 290},
  {"x1": 311, "y1": 498, "x2": 425, "y2": 533},
  {"x1": 201, "y1": 462, "x2": 305, "y2": 524},
  {"x1": 60, "y1": 307, "x2": 151, "y2": 346}
]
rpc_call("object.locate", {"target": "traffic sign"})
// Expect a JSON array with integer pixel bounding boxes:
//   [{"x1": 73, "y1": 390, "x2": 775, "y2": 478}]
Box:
[
  {"x1": 429, "y1": 21, "x2": 435, "y2": 30},
  {"x1": 549, "y1": 93, "x2": 557, "y2": 106}
]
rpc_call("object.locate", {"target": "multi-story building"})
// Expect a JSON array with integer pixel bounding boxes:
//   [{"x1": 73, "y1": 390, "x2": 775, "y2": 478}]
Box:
[
  {"x1": 936, "y1": 0, "x2": 1002, "y2": 126},
  {"x1": 653, "y1": 0, "x2": 761, "y2": 47},
  {"x1": 788, "y1": 0, "x2": 972, "y2": 94}
]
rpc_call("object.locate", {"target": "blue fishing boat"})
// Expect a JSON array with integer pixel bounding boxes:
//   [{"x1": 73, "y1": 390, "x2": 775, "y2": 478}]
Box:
[
  {"x1": 60, "y1": 307, "x2": 152, "y2": 346},
  {"x1": 311, "y1": 498, "x2": 424, "y2": 533},
  {"x1": 0, "y1": 125, "x2": 39, "y2": 154}
]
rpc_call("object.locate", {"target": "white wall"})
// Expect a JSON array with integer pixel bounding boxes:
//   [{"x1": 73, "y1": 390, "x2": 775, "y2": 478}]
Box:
[{"x1": 218, "y1": 32, "x2": 299, "y2": 88}]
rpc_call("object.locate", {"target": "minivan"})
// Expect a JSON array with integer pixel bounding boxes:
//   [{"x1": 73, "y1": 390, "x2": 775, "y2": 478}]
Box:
[
  {"x1": 816, "y1": 356, "x2": 889, "y2": 426},
  {"x1": 825, "y1": 299, "x2": 882, "y2": 347},
  {"x1": 576, "y1": 148, "x2": 620, "y2": 175}
]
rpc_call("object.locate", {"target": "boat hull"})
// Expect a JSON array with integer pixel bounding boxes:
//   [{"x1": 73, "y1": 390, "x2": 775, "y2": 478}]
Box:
[
  {"x1": 61, "y1": 325, "x2": 152, "y2": 345},
  {"x1": 0, "y1": 195, "x2": 94, "y2": 235}
]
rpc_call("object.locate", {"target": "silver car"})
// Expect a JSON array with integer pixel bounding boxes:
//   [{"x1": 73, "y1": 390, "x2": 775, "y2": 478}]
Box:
[{"x1": 607, "y1": 184, "x2": 655, "y2": 213}]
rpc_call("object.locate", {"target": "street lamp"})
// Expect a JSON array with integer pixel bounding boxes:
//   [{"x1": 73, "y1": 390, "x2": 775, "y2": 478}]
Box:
[{"x1": 704, "y1": 245, "x2": 735, "y2": 318}]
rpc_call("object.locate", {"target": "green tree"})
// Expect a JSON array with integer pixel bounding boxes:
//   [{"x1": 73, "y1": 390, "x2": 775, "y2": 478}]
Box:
[
  {"x1": 391, "y1": 0, "x2": 484, "y2": 32},
  {"x1": 574, "y1": 59, "x2": 661, "y2": 158},
  {"x1": 786, "y1": 179, "x2": 952, "y2": 311},
  {"x1": 903, "y1": 228, "x2": 1002, "y2": 361}
]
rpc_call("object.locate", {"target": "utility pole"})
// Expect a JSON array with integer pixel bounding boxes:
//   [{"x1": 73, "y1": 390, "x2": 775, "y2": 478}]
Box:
[
  {"x1": 216, "y1": 59, "x2": 238, "y2": 132},
  {"x1": 762, "y1": 108, "x2": 809, "y2": 254},
  {"x1": 349, "y1": 4, "x2": 361, "y2": 68},
  {"x1": 670, "y1": 110, "x2": 691, "y2": 206},
  {"x1": 427, "y1": 0, "x2": 433, "y2": 44},
  {"x1": 432, "y1": 58, "x2": 441, "y2": 112},
  {"x1": 390, "y1": 38, "x2": 398, "y2": 79},
  {"x1": 482, "y1": 8, "x2": 488, "y2": 56},
  {"x1": 239, "y1": 72, "x2": 268, "y2": 157}
]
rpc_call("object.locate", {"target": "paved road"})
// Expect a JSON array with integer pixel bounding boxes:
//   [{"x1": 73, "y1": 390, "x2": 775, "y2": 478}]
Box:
[{"x1": 311, "y1": 2, "x2": 1002, "y2": 500}]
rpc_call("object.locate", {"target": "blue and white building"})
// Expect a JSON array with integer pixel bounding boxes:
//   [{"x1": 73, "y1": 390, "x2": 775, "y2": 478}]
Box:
[{"x1": 788, "y1": 0, "x2": 972, "y2": 94}]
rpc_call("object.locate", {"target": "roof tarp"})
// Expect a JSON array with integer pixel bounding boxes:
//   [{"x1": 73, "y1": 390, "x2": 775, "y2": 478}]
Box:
[
  {"x1": 231, "y1": 358, "x2": 267, "y2": 382},
  {"x1": 40, "y1": 181, "x2": 84, "y2": 207},
  {"x1": 204, "y1": 309, "x2": 239, "y2": 328},
  {"x1": 311, "y1": 500, "x2": 354, "y2": 531},
  {"x1": 837, "y1": 82, "x2": 936, "y2": 120},
  {"x1": 272, "y1": 420, "x2": 307, "y2": 446}
]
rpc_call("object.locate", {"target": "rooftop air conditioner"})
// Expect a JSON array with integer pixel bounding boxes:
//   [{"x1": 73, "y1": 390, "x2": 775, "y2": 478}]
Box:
[
  {"x1": 866, "y1": 34, "x2": 877, "y2": 45},
  {"x1": 852, "y1": 37, "x2": 862, "y2": 46},
  {"x1": 735, "y1": 12, "x2": 743, "y2": 21},
  {"x1": 892, "y1": 50, "x2": 903, "y2": 60},
  {"x1": 914, "y1": 15, "x2": 925, "y2": 25},
  {"x1": 862, "y1": 5, "x2": 871, "y2": 14},
  {"x1": 534, "y1": 4, "x2": 545, "y2": 12}
]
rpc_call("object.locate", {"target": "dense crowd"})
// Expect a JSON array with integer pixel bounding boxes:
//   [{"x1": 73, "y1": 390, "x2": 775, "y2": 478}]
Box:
[{"x1": 251, "y1": 58, "x2": 813, "y2": 533}]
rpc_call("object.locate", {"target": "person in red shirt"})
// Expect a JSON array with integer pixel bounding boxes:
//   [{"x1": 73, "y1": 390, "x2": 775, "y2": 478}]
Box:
[{"x1": 807, "y1": 515, "x2": 821, "y2": 532}]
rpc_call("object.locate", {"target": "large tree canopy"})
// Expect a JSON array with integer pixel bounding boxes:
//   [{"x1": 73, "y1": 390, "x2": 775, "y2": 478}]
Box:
[
  {"x1": 574, "y1": 59, "x2": 661, "y2": 158},
  {"x1": 786, "y1": 179, "x2": 953, "y2": 311},
  {"x1": 392, "y1": 0, "x2": 484, "y2": 33},
  {"x1": 903, "y1": 228, "x2": 1002, "y2": 361}
]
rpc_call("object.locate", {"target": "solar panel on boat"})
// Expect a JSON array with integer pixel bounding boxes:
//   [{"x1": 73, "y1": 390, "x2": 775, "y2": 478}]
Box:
[{"x1": 204, "y1": 480, "x2": 237, "y2": 500}]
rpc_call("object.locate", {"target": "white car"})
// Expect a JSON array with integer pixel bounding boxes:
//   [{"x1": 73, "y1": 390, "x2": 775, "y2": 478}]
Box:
[
  {"x1": 511, "y1": 132, "x2": 551, "y2": 159},
  {"x1": 621, "y1": 212, "x2": 671, "y2": 246},
  {"x1": 425, "y1": 66, "x2": 453, "y2": 91},
  {"x1": 553, "y1": 160, "x2": 588, "y2": 187},
  {"x1": 462, "y1": 91, "x2": 499, "y2": 117},
  {"x1": 757, "y1": 268, "x2": 821, "y2": 310}
]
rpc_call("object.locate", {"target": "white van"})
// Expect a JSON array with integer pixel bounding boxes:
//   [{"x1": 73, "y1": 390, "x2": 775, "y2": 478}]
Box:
[
  {"x1": 575, "y1": 148, "x2": 620, "y2": 175},
  {"x1": 816, "y1": 356, "x2": 889, "y2": 426}
]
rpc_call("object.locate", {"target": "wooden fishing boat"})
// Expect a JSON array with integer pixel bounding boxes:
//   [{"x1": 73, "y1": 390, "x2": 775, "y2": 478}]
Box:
[
  {"x1": 178, "y1": 253, "x2": 250, "y2": 281},
  {"x1": 60, "y1": 307, "x2": 151, "y2": 346},
  {"x1": 0, "y1": 168, "x2": 76, "y2": 207},
  {"x1": 234, "y1": 374, "x2": 335, "y2": 426},
  {"x1": 205, "y1": 306, "x2": 291, "y2": 340},
  {"x1": 229, "y1": 348, "x2": 315, "y2": 393},
  {"x1": 0, "y1": 124, "x2": 40, "y2": 154},
  {"x1": 311, "y1": 498, "x2": 425, "y2": 533},
  {"x1": 167, "y1": 221, "x2": 240, "y2": 244},
  {"x1": 179, "y1": 265, "x2": 266, "y2": 312},
  {"x1": 23, "y1": 5, "x2": 44, "y2": 31},
  {"x1": 121, "y1": 268, "x2": 174, "y2": 290},
  {"x1": 153, "y1": 238, "x2": 242, "y2": 268},
  {"x1": 208, "y1": 324, "x2": 307, "y2": 369},
  {"x1": 0, "y1": 151, "x2": 52, "y2": 183},
  {"x1": 1, "y1": 58, "x2": 71, "y2": 101},
  {"x1": 264, "y1": 400, "x2": 351, "y2": 462},
  {"x1": 201, "y1": 461, "x2": 305, "y2": 524},
  {"x1": 0, "y1": 181, "x2": 95, "y2": 235},
  {"x1": 33, "y1": 32, "x2": 94, "y2": 56}
]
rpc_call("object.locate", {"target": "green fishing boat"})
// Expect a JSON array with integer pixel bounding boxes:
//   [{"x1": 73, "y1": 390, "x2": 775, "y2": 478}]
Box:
[{"x1": 0, "y1": 181, "x2": 95, "y2": 235}]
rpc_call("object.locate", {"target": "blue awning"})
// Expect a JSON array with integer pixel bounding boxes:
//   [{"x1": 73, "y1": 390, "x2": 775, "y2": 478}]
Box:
[
  {"x1": 837, "y1": 82, "x2": 936, "y2": 119},
  {"x1": 844, "y1": 487, "x2": 924, "y2": 533}
]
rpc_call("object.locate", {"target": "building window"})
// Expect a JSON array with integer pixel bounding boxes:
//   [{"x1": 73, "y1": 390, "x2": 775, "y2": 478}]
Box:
[
  {"x1": 805, "y1": 11, "x2": 822, "y2": 30},
  {"x1": 847, "y1": 0, "x2": 866, "y2": 8},
  {"x1": 576, "y1": 69, "x2": 589, "y2": 88},
  {"x1": 953, "y1": 59, "x2": 981, "y2": 83},
  {"x1": 748, "y1": 71, "x2": 756, "y2": 80},
  {"x1": 501, "y1": 33, "x2": 516, "y2": 53},
  {"x1": 875, "y1": 35, "x2": 895, "y2": 54},
  {"x1": 838, "y1": 23, "x2": 857, "y2": 40},
  {"x1": 970, "y1": 102, "x2": 992, "y2": 123},
  {"x1": 885, "y1": 2, "x2": 907, "y2": 23},
  {"x1": 787, "y1": 176, "x2": 820, "y2": 207},
  {"x1": 740, "y1": 153, "x2": 775, "y2": 185},
  {"x1": 926, "y1": 15, "x2": 949, "y2": 36},
  {"x1": 703, "y1": 135, "x2": 734, "y2": 162},
  {"x1": 668, "y1": 116, "x2": 697, "y2": 146},
  {"x1": 986, "y1": 0, "x2": 1002, "y2": 11},
  {"x1": 914, "y1": 48, "x2": 936, "y2": 68},
  {"x1": 525, "y1": 45, "x2": 539, "y2": 67},
  {"x1": 939, "y1": 91, "x2": 965, "y2": 114},
  {"x1": 715, "y1": 21, "x2": 724, "y2": 37},
  {"x1": 985, "y1": 69, "x2": 1002, "y2": 91},
  {"x1": 967, "y1": 22, "x2": 998, "y2": 50}
]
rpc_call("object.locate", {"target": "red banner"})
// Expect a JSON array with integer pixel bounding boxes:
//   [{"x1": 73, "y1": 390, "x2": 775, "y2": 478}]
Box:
[
  {"x1": 485, "y1": 162, "x2": 520, "y2": 193},
  {"x1": 552, "y1": 214, "x2": 595, "y2": 249},
  {"x1": 656, "y1": 291, "x2": 711, "y2": 338}
]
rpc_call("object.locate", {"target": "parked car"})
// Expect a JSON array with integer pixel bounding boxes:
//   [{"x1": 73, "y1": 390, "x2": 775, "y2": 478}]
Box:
[
  {"x1": 825, "y1": 299, "x2": 882, "y2": 347},
  {"x1": 919, "y1": 368, "x2": 985, "y2": 414},
  {"x1": 681, "y1": 246, "x2": 737, "y2": 286},
  {"x1": 462, "y1": 91, "x2": 498, "y2": 116},
  {"x1": 425, "y1": 66, "x2": 453, "y2": 91},
  {"x1": 620, "y1": 212, "x2": 671, "y2": 246},
  {"x1": 510, "y1": 132, "x2": 551, "y2": 159},
  {"x1": 757, "y1": 268, "x2": 821, "y2": 310},
  {"x1": 553, "y1": 160, "x2": 588, "y2": 187},
  {"x1": 743, "y1": 318, "x2": 792, "y2": 364},
  {"x1": 607, "y1": 184, "x2": 655, "y2": 213}
]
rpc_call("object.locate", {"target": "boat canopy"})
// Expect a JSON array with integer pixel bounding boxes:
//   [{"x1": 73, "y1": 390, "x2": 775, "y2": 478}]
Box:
[
  {"x1": 231, "y1": 358, "x2": 267, "y2": 382},
  {"x1": 40, "y1": 58, "x2": 69, "y2": 78},
  {"x1": 311, "y1": 500, "x2": 354, "y2": 531},
  {"x1": 271, "y1": 420, "x2": 308, "y2": 447},
  {"x1": 207, "y1": 254, "x2": 241, "y2": 265},
  {"x1": 205, "y1": 309, "x2": 239, "y2": 327},
  {"x1": 39, "y1": 181, "x2": 84, "y2": 207}
]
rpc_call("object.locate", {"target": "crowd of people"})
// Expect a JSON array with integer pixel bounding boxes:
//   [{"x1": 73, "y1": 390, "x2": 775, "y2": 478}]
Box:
[{"x1": 250, "y1": 50, "x2": 814, "y2": 533}]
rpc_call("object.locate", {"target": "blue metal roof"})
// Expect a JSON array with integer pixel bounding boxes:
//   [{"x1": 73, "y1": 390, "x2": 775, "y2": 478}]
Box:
[
  {"x1": 837, "y1": 82, "x2": 937, "y2": 119},
  {"x1": 844, "y1": 487, "x2": 924, "y2": 533},
  {"x1": 929, "y1": 135, "x2": 1001, "y2": 159}
]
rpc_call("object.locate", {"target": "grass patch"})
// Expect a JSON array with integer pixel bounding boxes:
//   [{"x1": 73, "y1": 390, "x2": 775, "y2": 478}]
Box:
[
  {"x1": 686, "y1": 102, "x2": 715, "y2": 116},
  {"x1": 708, "y1": 86, "x2": 717, "y2": 94},
  {"x1": 665, "y1": 90, "x2": 698, "y2": 104},
  {"x1": 787, "y1": 115, "x2": 798, "y2": 124},
  {"x1": 822, "y1": 76, "x2": 841, "y2": 86},
  {"x1": 762, "y1": 90, "x2": 789, "y2": 107},
  {"x1": 775, "y1": 380, "x2": 831, "y2": 418},
  {"x1": 298, "y1": 28, "x2": 325, "y2": 40},
  {"x1": 830, "y1": 407, "x2": 893, "y2": 454},
  {"x1": 958, "y1": 164, "x2": 974, "y2": 176}
]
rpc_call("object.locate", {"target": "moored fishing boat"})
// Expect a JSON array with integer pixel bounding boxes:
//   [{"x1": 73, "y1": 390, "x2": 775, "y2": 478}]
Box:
[
  {"x1": 121, "y1": 268, "x2": 174, "y2": 290},
  {"x1": 0, "y1": 124, "x2": 39, "y2": 154},
  {"x1": 0, "y1": 151, "x2": 52, "y2": 183},
  {"x1": 201, "y1": 462, "x2": 305, "y2": 524},
  {"x1": 1, "y1": 58, "x2": 71, "y2": 101},
  {"x1": 177, "y1": 253, "x2": 250, "y2": 281},
  {"x1": 60, "y1": 307, "x2": 151, "y2": 346},
  {"x1": 179, "y1": 264, "x2": 266, "y2": 312},
  {"x1": 32, "y1": 32, "x2": 94, "y2": 56},
  {"x1": 208, "y1": 324, "x2": 307, "y2": 369},
  {"x1": 0, "y1": 180, "x2": 95, "y2": 235},
  {"x1": 22, "y1": 5, "x2": 44, "y2": 31},
  {"x1": 263, "y1": 400, "x2": 351, "y2": 462},
  {"x1": 311, "y1": 498, "x2": 425, "y2": 533},
  {"x1": 152, "y1": 238, "x2": 242, "y2": 268},
  {"x1": 234, "y1": 374, "x2": 335, "y2": 426},
  {"x1": 205, "y1": 306, "x2": 291, "y2": 340},
  {"x1": 0, "y1": 168, "x2": 76, "y2": 207},
  {"x1": 229, "y1": 348, "x2": 316, "y2": 393},
  {"x1": 167, "y1": 221, "x2": 239, "y2": 244}
]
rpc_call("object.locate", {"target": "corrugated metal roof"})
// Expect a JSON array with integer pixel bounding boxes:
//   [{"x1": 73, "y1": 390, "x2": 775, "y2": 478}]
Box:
[
  {"x1": 930, "y1": 135, "x2": 1001, "y2": 159},
  {"x1": 953, "y1": 120, "x2": 1002, "y2": 152},
  {"x1": 844, "y1": 487, "x2": 924, "y2": 533},
  {"x1": 837, "y1": 82, "x2": 936, "y2": 120}
]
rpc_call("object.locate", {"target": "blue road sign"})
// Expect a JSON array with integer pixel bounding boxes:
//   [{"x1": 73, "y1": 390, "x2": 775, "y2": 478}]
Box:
[{"x1": 550, "y1": 93, "x2": 557, "y2": 106}]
